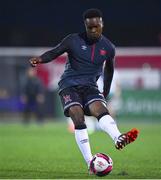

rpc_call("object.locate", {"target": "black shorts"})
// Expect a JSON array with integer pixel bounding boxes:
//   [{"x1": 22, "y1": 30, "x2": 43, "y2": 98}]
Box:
[{"x1": 59, "y1": 85, "x2": 106, "y2": 117}]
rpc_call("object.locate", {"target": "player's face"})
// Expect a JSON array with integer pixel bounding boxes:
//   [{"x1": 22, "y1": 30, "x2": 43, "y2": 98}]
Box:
[{"x1": 85, "y1": 17, "x2": 103, "y2": 40}]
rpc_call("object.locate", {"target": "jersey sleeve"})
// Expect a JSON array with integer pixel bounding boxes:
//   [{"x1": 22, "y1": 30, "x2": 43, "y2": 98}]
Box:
[{"x1": 40, "y1": 34, "x2": 72, "y2": 63}]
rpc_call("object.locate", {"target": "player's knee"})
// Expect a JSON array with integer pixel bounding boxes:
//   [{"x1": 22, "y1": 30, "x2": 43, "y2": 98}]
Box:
[
  {"x1": 72, "y1": 117, "x2": 86, "y2": 129},
  {"x1": 69, "y1": 106, "x2": 86, "y2": 129},
  {"x1": 72, "y1": 116, "x2": 86, "y2": 129},
  {"x1": 90, "y1": 103, "x2": 110, "y2": 120},
  {"x1": 93, "y1": 108, "x2": 110, "y2": 119},
  {"x1": 89, "y1": 101, "x2": 110, "y2": 118}
]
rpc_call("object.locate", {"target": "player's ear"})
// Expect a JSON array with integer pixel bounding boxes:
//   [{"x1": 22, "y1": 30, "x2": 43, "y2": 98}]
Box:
[
  {"x1": 99, "y1": 18, "x2": 103, "y2": 28},
  {"x1": 101, "y1": 21, "x2": 104, "y2": 28}
]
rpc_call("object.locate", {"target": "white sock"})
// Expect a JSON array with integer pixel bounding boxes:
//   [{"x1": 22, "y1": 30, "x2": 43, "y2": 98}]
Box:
[
  {"x1": 98, "y1": 115, "x2": 121, "y2": 143},
  {"x1": 75, "y1": 128, "x2": 93, "y2": 166}
]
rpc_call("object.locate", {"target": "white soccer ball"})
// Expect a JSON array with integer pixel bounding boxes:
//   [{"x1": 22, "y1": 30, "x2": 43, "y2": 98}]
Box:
[{"x1": 90, "y1": 153, "x2": 113, "y2": 176}]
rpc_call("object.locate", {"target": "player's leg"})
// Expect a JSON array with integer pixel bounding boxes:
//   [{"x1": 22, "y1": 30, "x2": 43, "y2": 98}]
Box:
[
  {"x1": 84, "y1": 86, "x2": 139, "y2": 150},
  {"x1": 59, "y1": 87, "x2": 93, "y2": 166},
  {"x1": 69, "y1": 105, "x2": 93, "y2": 166},
  {"x1": 89, "y1": 101, "x2": 122, "y2": 143},
  {"x1": 89, "y1": 101, "x2": 139, "y2": 149}
]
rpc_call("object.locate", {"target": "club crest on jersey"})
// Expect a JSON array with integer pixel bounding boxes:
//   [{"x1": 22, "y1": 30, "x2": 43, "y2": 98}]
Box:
[
  {"x1": 63, "y1": 95, "x2": 72, "y2": 104},
  {"x1": 81, "y1": 45, "x2": 87, "y2": 50},
  {"x1": 100, "y1": 49, "x2": 107, "y2": 56}
]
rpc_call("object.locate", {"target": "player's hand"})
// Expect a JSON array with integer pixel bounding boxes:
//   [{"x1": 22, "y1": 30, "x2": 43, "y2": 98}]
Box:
[{"x1": 29, "y1": 57, "x2": 42, "y2": 67}]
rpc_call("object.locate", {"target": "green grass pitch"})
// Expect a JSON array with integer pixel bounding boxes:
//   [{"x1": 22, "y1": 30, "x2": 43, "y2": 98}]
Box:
[{"x1": 0, "y1": 121, "x2": 161, "y2": 179}]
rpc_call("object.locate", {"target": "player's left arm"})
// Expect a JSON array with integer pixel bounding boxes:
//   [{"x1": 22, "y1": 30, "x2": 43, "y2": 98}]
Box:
[{"x1": 103, "y1": 48, "x2": 115, "y2": 98}]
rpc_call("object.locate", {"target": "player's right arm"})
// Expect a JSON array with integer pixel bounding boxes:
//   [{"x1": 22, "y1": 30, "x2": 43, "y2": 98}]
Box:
[{"x1": 29, "y1": 35, "x2": 72, "y2": 67}]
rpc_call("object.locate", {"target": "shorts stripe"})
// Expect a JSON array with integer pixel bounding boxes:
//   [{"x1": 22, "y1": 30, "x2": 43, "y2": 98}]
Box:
[
  {"x1": 84, "y1": 98, "x2": 107, "y2": 107},
  {"x1": 64, "y1": 102, "x2": 83, "y2": 111}
]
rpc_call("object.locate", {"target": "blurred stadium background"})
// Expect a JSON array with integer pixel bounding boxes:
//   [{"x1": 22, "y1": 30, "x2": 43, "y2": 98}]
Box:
[
  {"x1": 0, "y1": 0, "x2": 161, "y2": 179},
  {"x1": 0, "y1": 47, "x2": 161, "y2": 121}
]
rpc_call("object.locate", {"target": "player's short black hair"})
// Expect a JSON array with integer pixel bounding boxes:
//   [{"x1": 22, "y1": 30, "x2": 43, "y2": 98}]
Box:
[{"x1": 83, "y1": 8, "x2": 103, "y2": 20}]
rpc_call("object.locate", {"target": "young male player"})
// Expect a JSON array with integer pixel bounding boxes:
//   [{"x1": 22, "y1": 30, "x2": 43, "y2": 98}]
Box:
[{"x1": 29, "y1": 8, "x2": 139, "y2": 170}]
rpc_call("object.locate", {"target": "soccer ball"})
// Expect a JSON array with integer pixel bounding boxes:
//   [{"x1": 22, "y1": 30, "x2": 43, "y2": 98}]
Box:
[{"x1": 90, "y1": 153, "x2": 113, "y2": 176}]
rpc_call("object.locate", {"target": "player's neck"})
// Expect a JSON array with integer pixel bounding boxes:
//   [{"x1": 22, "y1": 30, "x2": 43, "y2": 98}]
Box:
[{"x1": 86, "y1": 33, "x2": 101, "y2": 44}]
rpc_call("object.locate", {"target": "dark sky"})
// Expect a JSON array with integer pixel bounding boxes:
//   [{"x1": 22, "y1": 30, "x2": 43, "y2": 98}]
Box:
[{"x1": 0, "y1": 0, "x2": 161, "y2": 46}]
